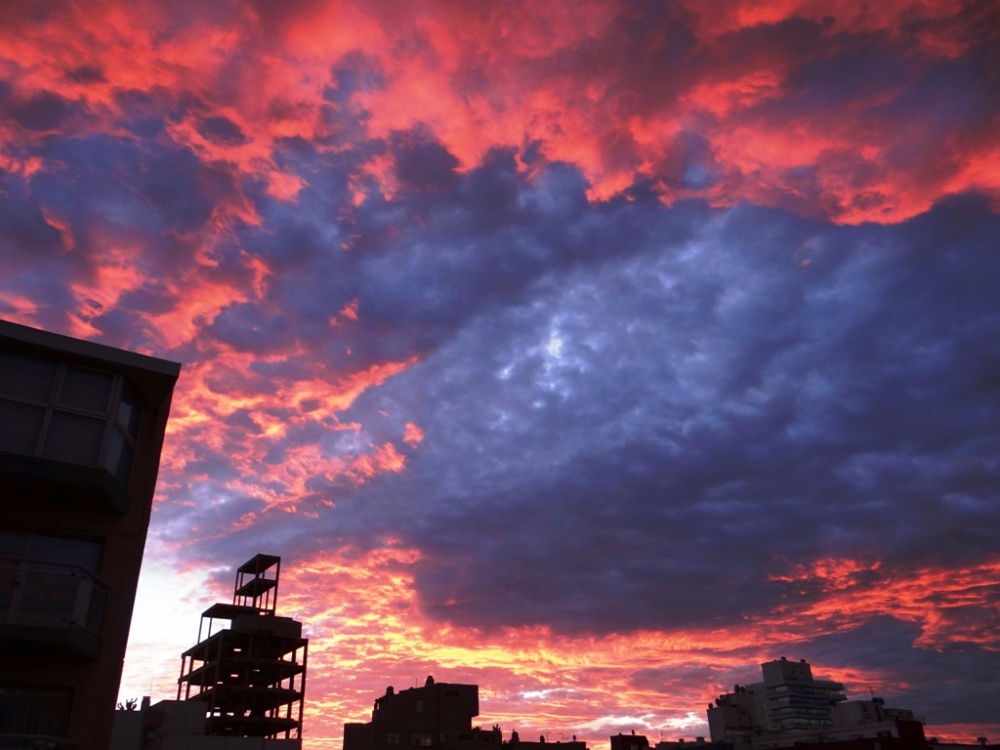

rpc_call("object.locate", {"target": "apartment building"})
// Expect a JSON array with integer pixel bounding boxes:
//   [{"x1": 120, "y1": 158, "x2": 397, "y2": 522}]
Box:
[{"x1": 0, "y1": 320, "x2": 180, "y2": 750}]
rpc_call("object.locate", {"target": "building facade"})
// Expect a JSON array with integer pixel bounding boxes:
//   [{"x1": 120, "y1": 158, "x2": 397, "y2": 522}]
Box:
[
  {"x1": 0, "y1": 320, "x2": 180, "y2": 750},
  {"x1": 344, "y1": 679, "x2": 588, "y2": 750},
  {"x1": 707, "y1": 658, "x2": 926, "y2": 749},
  {"x1": 345, "y1": 678, "x2": 483, "y2": 750}
]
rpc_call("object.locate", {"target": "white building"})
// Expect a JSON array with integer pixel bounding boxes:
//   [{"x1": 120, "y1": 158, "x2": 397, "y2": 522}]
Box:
[{"x1": 707, "y1": 658, "x2": 925, "y2": 749}]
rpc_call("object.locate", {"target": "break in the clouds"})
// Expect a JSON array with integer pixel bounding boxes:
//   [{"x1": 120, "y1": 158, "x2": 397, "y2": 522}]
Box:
[{"x1": 2, "y1": 1, "x2": 1000, "y2": 748}]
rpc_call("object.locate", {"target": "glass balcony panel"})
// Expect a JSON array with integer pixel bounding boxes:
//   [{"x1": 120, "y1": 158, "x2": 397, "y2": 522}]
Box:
[
  {"x1": 0, "y1": 685, "x2": 73, "y2": 736},
  {"x1": 104, "y1": 428, "x2": 134, "y2": 485},
  {"x1": 0, "y1": 532, "x2": 28, "y2": 557},
  {"x1": 41, "y1": 412, "x2": 105, "y2": 466},
  {"x1": 58, "y1": 366, "x2": 113, "y2": 413},
  {"x1": 0, "y1": 559, "x2": 105, "y2": 635},
  {"x1": 116, "y1": 440, "x2": 134, "y2": 485},
  {"x1": 0, "y1": 400, "x2": 45, "y2": 454},
  {"x1": 85, "y1": 584, "x2": 106, "y2": 633},
  {"x1": 117, "y1": 385, "x2": 142, "y2": 437},
  {"x1": 19, "y1": 567, "x2": 80, "y2": 623},
  {"x1": 0, "y1": 353, "x2": 57, "y2": 402}
]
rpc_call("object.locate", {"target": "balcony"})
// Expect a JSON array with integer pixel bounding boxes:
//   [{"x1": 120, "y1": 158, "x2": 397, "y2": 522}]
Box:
[
  {"x1": 0, "y1": 452, "x2": 131, "y2": 514},
  {"x1": 0, "y1": 558, "x2": 107, "y2": 659},
  {"x1": 0, "y1": 736, "x2": 78, "y2": 750}
]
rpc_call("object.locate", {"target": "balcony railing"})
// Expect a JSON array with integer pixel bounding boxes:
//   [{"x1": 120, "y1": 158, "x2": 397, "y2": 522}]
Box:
[{"x1": 0, "y1": 557, "x2": 107, "y2": 657}]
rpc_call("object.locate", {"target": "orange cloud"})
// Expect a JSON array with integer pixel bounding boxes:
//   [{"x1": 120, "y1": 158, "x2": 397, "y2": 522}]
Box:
[
  {"x1": 767, "y1": 556, "x2": 1000, "y2": 649},
  {"x1": 403, "y1": 422, "x2": 425, "y2": 446},
  {"x1": 4, "y1": 0, "x2": 996, "y2": 228}
]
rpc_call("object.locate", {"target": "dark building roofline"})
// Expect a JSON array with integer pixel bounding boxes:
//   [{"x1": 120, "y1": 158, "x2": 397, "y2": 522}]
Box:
[
  {"x1": 1, "y1": 319, "x2": 180, "y2": 376},
  {"x1": 1, "y1": 319, "x2": 181, "y2": 403}
]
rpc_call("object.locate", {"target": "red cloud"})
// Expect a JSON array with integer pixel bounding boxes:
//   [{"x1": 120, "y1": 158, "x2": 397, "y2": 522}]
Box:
[
  {"x1": 3, "y1": 0, "x2": 995, "y2": 230},
  {"x1": 403, "y1": 422, "x2": 425, "y2": 446}
]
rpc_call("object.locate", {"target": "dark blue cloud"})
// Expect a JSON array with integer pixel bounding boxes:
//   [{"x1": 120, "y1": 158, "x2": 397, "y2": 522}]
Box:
[
  {"x1": 3, "y1": 89, "x2": 77, "y2": 131},
  {"x1": 198, "y1": 115, "x2": 247, "y2": 145},
  {"x1": 267, "y1": 190, "x2": 1000, "y2": 642}
]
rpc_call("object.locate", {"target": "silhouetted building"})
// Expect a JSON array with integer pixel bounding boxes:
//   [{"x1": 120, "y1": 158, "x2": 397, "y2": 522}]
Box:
[
  {"x1": 508, "y1": 728, "x2": 587, "y2": 750},
  {"x1": 929, "y1": 739, "x2": 999, "y2": 750},
  {"x1": 345, "y1": 679, "x2": 587, "y2": 750},
  {"x1": 655, "y1": 738, "x2": 725, "y2": 750},
  {"x1": 611, "y1": 732, "x2": 650, "y2": 750},
  {"x1": 707, "y1": 658, "x2": 927, "y2": 749},
  {"x1": 176, "y1": 554, "x2": 308, "y2": 740},
  {"x1": 111, "y1": 555, "x2": 307, "y2": 750},
  {"x1": 0, "y1": 321, "x2": 179, "y2": 750},
  {"x1": 111, "y1": 696, "x2": 302, "y2": 750},
  {"x1": 510, "y1": 737, "x2": 587, "y2": 750},
  {"x1": 345, "y1": 678, "x2": 482, "y2": 750}
]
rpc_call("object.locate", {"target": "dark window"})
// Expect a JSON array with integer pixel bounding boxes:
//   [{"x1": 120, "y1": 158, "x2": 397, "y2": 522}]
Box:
[
  {"x1": 0, "y1": 400, "x2": 45, "y2": 453},
  {"x1": 42, "y1": 411, "x2": 106, "y2": 465},
  {"x1": 0, "y1": 353, "x2": 57, "y2": 401},
  {"x1": 59, "y1": 366, "x2": 113, "y2": 413},
  {"x1": 0, "y1": 350, "x2": 142, "y2": 485},
  {"x1": 0, "y1": 686, "x2": 73, "y2": 736}
]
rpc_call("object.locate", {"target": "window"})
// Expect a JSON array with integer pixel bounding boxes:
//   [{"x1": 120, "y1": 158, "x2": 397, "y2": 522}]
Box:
[
  {"x1": 0, "y1": 686, "x2": 73, "y2": 736},
  {"x1": 411, "y1": 734, "x2": 432, "y2": 747},
  {"x1": 0, "y1": 351, "x2": 142, "y2": 486}
]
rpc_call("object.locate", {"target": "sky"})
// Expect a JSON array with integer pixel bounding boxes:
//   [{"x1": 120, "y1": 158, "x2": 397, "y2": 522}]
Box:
[{"x1": 2, "y1": 0, "x2": 1000, "y2": 747}]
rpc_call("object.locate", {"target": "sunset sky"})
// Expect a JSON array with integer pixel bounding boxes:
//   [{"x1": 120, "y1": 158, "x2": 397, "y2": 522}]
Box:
[{"x1": 3, "y1": 1, "x2": 1000, "y2": 747}]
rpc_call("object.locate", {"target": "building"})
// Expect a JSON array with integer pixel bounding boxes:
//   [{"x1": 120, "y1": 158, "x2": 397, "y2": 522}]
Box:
[
  {"x1": 0, "y1": 320, "x2": 180, "y2": 750},
  {"x1": 611, "y1": 732, "x2": 650, "y2": 750},
  {"x1": 177, "y1": 554, "x2": 308, "y2": 741},
  {"x1": 111, "y1": 695, "x2": 302, "y2": 750},
  {"x1": 707, "y1": 658, "x2": 927, "y2": 749},
  {"x1": 345, "y1": 677, "x2": 482, "y2": 750},
  {"x1": 758, "y1": 657, "x2": 847, "y2": 732},
  {"x1": 508, "y1": 736, "x2": 586, "y2": 750},
  {"x1": 708, "y1": 657, "x2": 845, "y2": 742},
  {"x1": 654, "y1": 740, "x2": 725, "y2": 750},
  {"x1": 344, "y1": 678, "x2": 587, "y2": 750},
  {"x1": 110, "y1": 555, "x2": 308, "y2": 750}
]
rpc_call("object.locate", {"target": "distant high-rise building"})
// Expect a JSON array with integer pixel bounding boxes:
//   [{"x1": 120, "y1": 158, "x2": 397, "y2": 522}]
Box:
[
  {"x1": 707, "y1": 657, "x2": 926, "y2": 749},
  {"x1": 0, "y1": 320, "x2": 180, "y2": 750},
  {"x1": 757, "y1": 656, "x2": 847, "y2": 732}
]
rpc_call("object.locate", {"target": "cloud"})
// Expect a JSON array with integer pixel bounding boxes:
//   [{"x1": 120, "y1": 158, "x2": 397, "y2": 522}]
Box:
[{"x1": 328, "y1": 195, "x2": 997, "y2": 633}]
